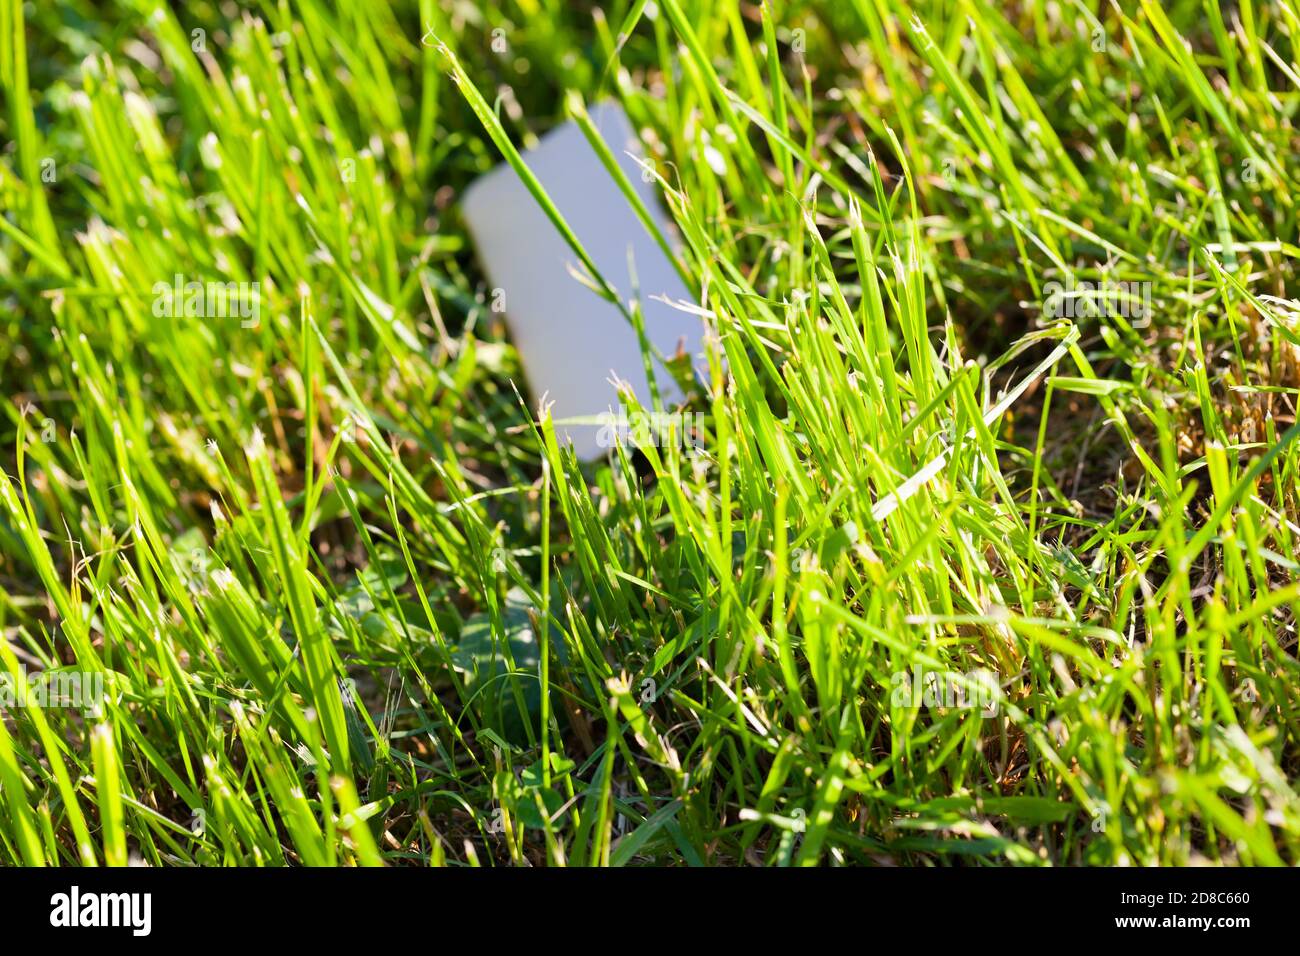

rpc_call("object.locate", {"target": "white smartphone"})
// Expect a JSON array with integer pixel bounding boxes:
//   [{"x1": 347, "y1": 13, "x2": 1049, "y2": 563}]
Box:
[{"x1": 460, "y1": 102, "x2": 702, "y2": 460}]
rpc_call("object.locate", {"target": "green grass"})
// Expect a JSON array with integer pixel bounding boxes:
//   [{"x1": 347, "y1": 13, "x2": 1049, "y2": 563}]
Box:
[{"x1": 1, "y1": 0, "x2": 1299, "y2": 866}]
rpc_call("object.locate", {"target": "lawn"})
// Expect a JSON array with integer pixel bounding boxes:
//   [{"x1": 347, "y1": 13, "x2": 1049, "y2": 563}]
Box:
[{"x1": 1, "y1": 0, "x2": 1299, "y2": 866}]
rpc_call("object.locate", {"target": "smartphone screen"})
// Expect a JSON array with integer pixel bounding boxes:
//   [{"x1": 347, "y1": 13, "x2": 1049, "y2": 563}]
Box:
[{"x1": 461, "y1": 102, "x2": 702, "y2": 460}]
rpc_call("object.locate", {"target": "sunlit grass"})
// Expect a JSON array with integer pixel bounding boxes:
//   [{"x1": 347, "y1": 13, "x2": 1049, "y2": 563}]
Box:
[{"x1": 1, "y1": 0, "x2": 1299, "y2": 866}]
